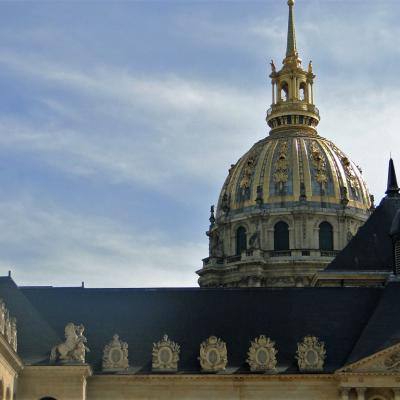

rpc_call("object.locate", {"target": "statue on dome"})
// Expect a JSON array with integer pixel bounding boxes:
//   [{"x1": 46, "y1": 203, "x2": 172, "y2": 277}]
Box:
[
  {"x1": 308, "y1": 61, "x2": 313, "y2": 74},
  {"x1": 270, "y1": 59, "x2": 276, "y2": 73},
  {"x1": 249, "y1": 231, "x2": 261, "y2": 250}
]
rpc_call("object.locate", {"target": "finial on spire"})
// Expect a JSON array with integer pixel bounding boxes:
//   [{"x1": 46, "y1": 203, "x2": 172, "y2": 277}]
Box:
[
  {"x1": 386, "y1": 158, "x2": 400, "y2": 197},
  {"x1": 286, "y1": 0, "x2": 297, "y2": 58}
]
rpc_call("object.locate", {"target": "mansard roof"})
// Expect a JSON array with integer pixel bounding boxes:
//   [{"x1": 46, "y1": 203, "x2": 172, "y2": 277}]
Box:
[
  {"x1": 326, "y1": 194, "x2": 400, "y2": 272},
  {"x1": 346, "y1": 281, "x2": 400, "y2": 365},
  {"x1": 0, "y1": 277, "x2": 60, "y2": 363},
  {"x1": 0, "y1": 281, "x2": 384, "y2": 373}
]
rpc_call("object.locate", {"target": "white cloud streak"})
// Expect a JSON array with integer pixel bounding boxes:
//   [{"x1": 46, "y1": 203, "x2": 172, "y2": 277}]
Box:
[{"x1": 0, "y1": 198, "x2": 203, "y2": 287}]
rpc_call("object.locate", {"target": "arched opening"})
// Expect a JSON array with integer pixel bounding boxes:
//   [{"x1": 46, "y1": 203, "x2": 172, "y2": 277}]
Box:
[
  {"x1": 236, "y1": 226, "x2": 247, "y2": 255},
  {"x1": 274, "y1": 221, "x2": 289, "y2": 251},
  {"x1": 0, "y1": 380, "x2": 3, "y2": 400},
  {"x1": 280, "y1": 81, "x2": 289, "y2": 102},
  {"x1": 39, "y1": 397, "x2": 57, "y2": 400},
  {"x1": 319, "y1": 222, "x2": 333, "y2": 251},
  {"x1": 299, "y1": 81, "x2": 306, "y2": 101},
  {"x1": 5, "y1": 388, "x2": 9, "y2": 400}
]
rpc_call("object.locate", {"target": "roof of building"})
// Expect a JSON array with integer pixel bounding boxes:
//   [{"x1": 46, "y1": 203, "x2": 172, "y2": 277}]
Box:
[
  {"x1": 0, "y1": 279, "x2": 386, "y2": 373},
  {"x1": 347, "y1": 281, "x2": 400, "y2": 364},
  {"x1": 326, "y1": 195, "x2": 400, "y2": 272}
]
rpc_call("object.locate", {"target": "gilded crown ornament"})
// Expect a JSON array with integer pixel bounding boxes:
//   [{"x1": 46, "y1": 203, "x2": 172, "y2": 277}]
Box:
[
  {"x1": 296, "y1": 335, "x2": 326, "y2": 372},
  {"x1": 246, "y1": 335, "x2": 278, "y2": 372},
  {"x1": 102, "y1": 334, "x2": 129, "y2": 371},
  {"x1": 152, "y1": 334, "x2": 180, "y2": 372},
  {"x1": 198, "y1": 336, "x2": 228, "y2": 372}
]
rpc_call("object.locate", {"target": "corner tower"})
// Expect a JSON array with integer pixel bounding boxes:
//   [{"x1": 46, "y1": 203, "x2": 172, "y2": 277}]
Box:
[{"x1": 196, "y1": 0, "x2": 372, "y2": 288}]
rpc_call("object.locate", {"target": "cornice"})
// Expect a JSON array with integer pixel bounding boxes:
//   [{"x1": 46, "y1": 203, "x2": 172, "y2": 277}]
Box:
[
  {"x1": 88, "y1": 373, "x2": 335, "y2": 383},
  {"x1": 0, "y1": 332, "x2": 23, "y2": 374}
]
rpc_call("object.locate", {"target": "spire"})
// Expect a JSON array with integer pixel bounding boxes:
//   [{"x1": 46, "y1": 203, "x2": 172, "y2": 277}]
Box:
[
  {"x1": 386, "y1": 158, "x2": 400, "y2": 197},
  {"x1": 286, "y1": 0, "x2": 297, "y2": 58}
]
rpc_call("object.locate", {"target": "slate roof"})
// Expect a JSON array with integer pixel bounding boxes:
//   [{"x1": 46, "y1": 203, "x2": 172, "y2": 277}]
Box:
[
  {"x1": 0, "y1": 277, "x2": 60, "y2": 363},
  {"x1": 0, "y1": 282, "x2": 383, "y2": 373},
  {"x1": 326, "y1": 195, "x2": 400, "y2": 272},
  {"x1": 347, "y1": 281, "x2": 400, "y2": 365}
]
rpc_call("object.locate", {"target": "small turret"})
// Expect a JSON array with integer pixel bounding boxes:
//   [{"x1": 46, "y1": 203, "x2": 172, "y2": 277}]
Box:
[{"x1": 386, "y1": 158, "x2": 400, "y2": 197}]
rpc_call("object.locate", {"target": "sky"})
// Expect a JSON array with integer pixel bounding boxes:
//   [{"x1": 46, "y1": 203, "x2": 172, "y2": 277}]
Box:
[{"x1": 0, "y1": 0, "x2": 398, "y2": 287}]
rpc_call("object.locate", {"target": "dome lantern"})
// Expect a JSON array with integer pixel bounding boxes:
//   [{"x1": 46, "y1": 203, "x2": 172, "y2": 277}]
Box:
[{"x1": 267, "y1": 0, "x2": 319, "y2": 135}]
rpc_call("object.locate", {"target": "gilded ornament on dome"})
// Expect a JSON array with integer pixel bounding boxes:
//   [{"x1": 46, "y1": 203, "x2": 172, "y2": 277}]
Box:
[
  {"x1": 273, "y1": 141, "x2": 289, "y2": 191},
  {"x1": 198, "y1": 336, "x2": 228, "y2": 372},
  {"x1": 238, "y1": 147, "x2": 262, "y2": 200},
  {"x1": 246, "y1": 335, "x2": 278, "y2": 372},
  {"x1": 296, "y1": 335, "x2": 326, "y2": 372},
  {"x1": 152, "y1": 334, "x2": 180, "y2": 372},
  {"x1": 102, "y1": 334, "x2": 129, "y2": 371},
  {"x1": 341, "y1": 156, "x2": 360, "y2": 192},
  {"x1": 310, "y1": 141, "x2": 328, "y2": 190}
]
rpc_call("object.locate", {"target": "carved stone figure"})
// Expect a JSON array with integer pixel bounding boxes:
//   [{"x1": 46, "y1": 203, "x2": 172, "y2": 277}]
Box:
[
  {"x1": 5, "y1": 312, "x2": 11, "y2": 344},
  {"x1": 384, "y1": 351, "x2": 400, "y2": 371},
  {"x1": 246, "y1": 335, "x2": 278, "y2": 372},
  {"x1": 308, "y1": 60, "x2": 313, "y2": 74},
  {"x1": 102, "y1": 334, "x2": 129, "y2": 370},
  {"x1": 209, "y1": 205, "x2": 215, "y2": 228},
  {"x1": 0, "y1": 300, "x2": 6, "y2": 335},
  {"x1": 249, "y1": 231, "x2": 261, "y2": 250},
  {"x1": 296, "y1": 335, "x2": 326, "y2": 372},
  {"x1": 270, "y1": 59, "x2": 276, "y2": 73},
  {"x1": 152, "y1": 334, "x2": 180, "y2": 372},
  {"x1": 50, "y1": 323, "x2": 89, "y2": 363},
  {"x1": 221, "y1": 193, "x2": 230, "y2": 213},
  {"x1": 10, "y1": 317, "x2": 17, "y2": 352},
  {"x1": 198, "y1": 336, "x2": 227, "y2": 372}
]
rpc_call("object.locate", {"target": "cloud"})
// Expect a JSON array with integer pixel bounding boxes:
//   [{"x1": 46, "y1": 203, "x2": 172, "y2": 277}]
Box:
[
  {"x1": 0, "y1": 197, "x2": 204, "y2": 287},
  {"x1": 0, "y1": 51, "x2": 266, "y2": 199}
]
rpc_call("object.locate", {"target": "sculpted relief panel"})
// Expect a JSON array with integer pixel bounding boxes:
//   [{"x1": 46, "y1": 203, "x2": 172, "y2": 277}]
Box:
[
  {"x1": 102, "y1": 334, "x2": 129, "y2": 371},
  {"x1": 152, "y1": 334, "x2": 180, "y2": 372},
  {"x1": 0, "y1": 299, "x2": 17, "y2": 352},
  {"x1": 199, "y1": 336, "x2": 227, "y2": 372},
  {"x1": 246, "y1": 335, "x2": 278, "y2": 372},
  {"x1": 296, "y1": 335, "x2": 326, "y2": 372}
]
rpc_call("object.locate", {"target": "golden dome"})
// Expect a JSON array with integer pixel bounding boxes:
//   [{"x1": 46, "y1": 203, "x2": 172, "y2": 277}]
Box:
[
  {"x1": 197, "y1": 0, "x2": 372, "y2": 289},
  {"x1": 217, "y1": 131, "x2": 371, "y2": 217}
]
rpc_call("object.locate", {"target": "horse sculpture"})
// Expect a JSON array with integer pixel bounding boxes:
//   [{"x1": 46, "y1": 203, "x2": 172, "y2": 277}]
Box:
[{"x1": 50, "y1": 322, "x2": 89, "y2": 363}]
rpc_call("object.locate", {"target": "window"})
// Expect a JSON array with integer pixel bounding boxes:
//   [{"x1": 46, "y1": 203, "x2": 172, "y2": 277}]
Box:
[
  {"x1": 280, "y1": 82, "x2": 289, "y2": 102},
  {"x1": 236, "y1": 227, "x2": 247, "y2": 255},
  {"x1": 274, "y1": 221, "x2": 289, "y2": 251},
  {"x1": 299, "y1": 82, "x2": 306, "y2": 101},
  {"x1": 319, "y1": 222, "x2": 333, "y2": 251}
]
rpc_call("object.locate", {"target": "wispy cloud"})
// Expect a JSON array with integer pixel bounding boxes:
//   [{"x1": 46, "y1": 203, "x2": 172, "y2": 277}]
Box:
[{"x1": 0, "y1": 198, "x2": 204, "y2": 287}]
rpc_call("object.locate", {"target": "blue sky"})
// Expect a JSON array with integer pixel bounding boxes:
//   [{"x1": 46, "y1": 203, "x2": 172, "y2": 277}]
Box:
[{"x1": 0, "y1": 0, "x2": 398, "y2": 287}]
